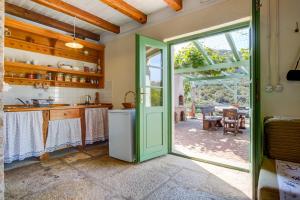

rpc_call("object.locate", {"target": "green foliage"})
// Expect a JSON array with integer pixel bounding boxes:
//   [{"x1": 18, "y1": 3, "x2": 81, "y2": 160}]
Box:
[
  {"x1": 174, "y1": 43, "x2": 205, "y2": 69},
  {"x1": 183, "y1": 80, "x2": 191, "y2": 97},
  {"x1": 151, "y1": 88, "x2": 162, "y2": 106},
  {"x1": 205, "y1": 47, "x2": 226, "y2": 64},
  {"x1": 240, "y1": 48, "x2": 250, "y2": 60},
  {"x1": 184, "y1": 81, "x2": 250, "y2": 109}
]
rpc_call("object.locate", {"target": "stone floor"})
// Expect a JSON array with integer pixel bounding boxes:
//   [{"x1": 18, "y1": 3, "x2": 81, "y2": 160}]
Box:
[
  {"x1": 5, "y1": 144, "x2": 252, "y2": 200},
  {"x1": 174, "y1": 119, "x2": 250, "y2": 170}
]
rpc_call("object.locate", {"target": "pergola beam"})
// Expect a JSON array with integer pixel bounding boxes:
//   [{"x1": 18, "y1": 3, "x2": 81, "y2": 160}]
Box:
[
  {"x1": 5, "y1": 2, "x2": 100, "y2": 41},
  {"x1": 225, "y1": 32, "x2": 241, "y2": 61},
  {"x1": 192, "y1": 41, "x2": 214, "y2": 65},
  {"x1": 186, "y1": 74, "x2": 248, "y2": 81},
  {"x1": 175, "y1": 60, "x2": 249, "y2": 74},
  {"x1": 100, "y1": 0, "x2": 147, "y2": 24},
  {"x1": 31, "y1": 0, "x2": 120, "y2": 33}
]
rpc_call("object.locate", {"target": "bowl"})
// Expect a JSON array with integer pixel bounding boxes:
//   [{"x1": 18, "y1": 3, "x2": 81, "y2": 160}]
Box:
[{"x1": 122, "y1": 102, "x2": 135, "y2": 109}]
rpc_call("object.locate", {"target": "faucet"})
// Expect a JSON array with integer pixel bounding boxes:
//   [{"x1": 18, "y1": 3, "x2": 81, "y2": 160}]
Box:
[
  {"x1": 16, "y1": 98, "x2": 30, "y2": 106},
  {"x1": 84, "y1": 95, "x2": 92, "y2": 105}
]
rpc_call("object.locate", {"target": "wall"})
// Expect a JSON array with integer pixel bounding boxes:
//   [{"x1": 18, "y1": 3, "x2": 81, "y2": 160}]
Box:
[
  {"x1": 174, "y1": 75, "x2": 184, "y2": 107},
  {"x1": 0, "y1": 0, "x2": 4, "y2": 198},
  {"x1": 3, "y1": 48, "x2": 112, "y2": 105},
  {"x1": 260, "y1": 0, "x2": 300, "y2": 117},
  {"x1": 105, "y1": 0, "x2": 251, "y2": 108}
]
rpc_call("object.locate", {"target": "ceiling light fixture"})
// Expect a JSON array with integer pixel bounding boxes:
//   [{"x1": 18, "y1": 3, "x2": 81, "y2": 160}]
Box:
[{"x1": 65, "y1": 17, "x2": 84, "y2": 49}]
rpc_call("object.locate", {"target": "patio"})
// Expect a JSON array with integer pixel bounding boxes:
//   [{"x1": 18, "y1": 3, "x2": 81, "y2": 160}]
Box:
[{"x1": 173, "y1": 118, "x2": 250, "y2": 170}]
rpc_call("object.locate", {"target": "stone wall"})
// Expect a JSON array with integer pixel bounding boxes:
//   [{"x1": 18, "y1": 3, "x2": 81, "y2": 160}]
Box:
[{"x1": 0, "y1": 0, "x2": 4, "y2": 199}]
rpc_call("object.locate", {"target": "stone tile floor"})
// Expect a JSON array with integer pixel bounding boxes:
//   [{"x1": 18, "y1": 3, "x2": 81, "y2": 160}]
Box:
[
  {"x1": 174, "y1": 119, "x2": 250, "y2": 170},
  {"x1": 5, "y1": 144, "x2": 252, "y2": 200}
]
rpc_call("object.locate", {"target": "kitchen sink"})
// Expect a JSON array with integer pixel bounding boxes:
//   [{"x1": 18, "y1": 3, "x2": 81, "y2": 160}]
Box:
[{"x1": 4, "y1": 104, "x2": 71, "y2": 109}]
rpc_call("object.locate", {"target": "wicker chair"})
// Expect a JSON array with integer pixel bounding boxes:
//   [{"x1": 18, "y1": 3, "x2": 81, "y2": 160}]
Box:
[{"x1": 223, "y1": 109, "x2": 239, "y2": 135}]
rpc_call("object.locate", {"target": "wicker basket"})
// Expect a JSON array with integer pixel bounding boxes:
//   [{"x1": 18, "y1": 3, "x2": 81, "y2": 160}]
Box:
[{"x1": 122, "y1": 91, "x2": 135, "y2": 109}]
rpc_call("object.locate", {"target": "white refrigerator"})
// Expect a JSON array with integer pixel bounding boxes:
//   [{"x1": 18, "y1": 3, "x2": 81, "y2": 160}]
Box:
[{"x1": 108, "y1": 109, "x2": 135, "y2": 162}]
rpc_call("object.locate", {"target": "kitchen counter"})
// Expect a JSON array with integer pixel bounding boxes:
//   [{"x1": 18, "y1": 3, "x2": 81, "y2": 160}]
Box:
[
  {"x1": 4, "y1": 103, "x2": 111, "y2": 162},
  {"x1": 4, "y1": 103, "x2": 113, "y2": 112}
]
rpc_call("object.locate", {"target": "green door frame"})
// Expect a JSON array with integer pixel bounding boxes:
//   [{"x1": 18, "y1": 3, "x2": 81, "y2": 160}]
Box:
[
  {"x1": 166, "y1": 21, "x2": 251, "y2": 172},
  {"x1": 251, "y1": 0, "x2": 262, "y2": 199},
  {"x1": 135, "y1": 1, "x2": 261, "y2": 197},
  {"x1": 166, "y1": 4, "x2": 262, "y2": 197}
]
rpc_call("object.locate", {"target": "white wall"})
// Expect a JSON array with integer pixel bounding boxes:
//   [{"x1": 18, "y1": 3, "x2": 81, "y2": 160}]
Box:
[
  {"x1": 260, "y1": 0, "x2": 300, "y2": 117},
  {"x1": 174, "y1": 75, "x2": 184, "y2": 107},
  {"x1": 105, "y1": 0, "x2": 251, "y2": 108},
  {"x1": 4, "y1": 48, "x2": 112, "y2": 105}
]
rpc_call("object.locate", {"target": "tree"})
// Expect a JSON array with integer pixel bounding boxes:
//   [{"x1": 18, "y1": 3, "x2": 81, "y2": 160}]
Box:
[
  {"x1": 240, "y1": 48, "x2": 250, "y2": 60},
  {"x1": 174, "y1": 43, "x2": 205, "y2": 69}
]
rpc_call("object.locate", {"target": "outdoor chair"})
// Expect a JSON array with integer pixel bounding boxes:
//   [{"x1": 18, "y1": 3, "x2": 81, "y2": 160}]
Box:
[
  {"x1": 223, "y1": 109, "x2": 239, "y2": 135},
  {"x1": 200, "y1": 106, "x2": 222, "y2": 130}
]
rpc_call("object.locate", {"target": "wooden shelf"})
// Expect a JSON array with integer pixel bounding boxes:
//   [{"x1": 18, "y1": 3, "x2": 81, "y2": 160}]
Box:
[
  {"x1": 4, "y1": 62, "x2": 103, "y2": 89},
  {"x1": 5, "y1": 61, "x2": 104, "y2": 77},
  {"x1": 4, "y1": 77, "x2": 100, "y2": 89},
  {"x1": 4, "y1": 18, "x2": 105, "y2": 89}
]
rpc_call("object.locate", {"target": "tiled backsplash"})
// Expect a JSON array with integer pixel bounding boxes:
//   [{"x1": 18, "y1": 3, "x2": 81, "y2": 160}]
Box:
[{"x1": 3, "y1": 81, "x2": 112, "y2": 105}]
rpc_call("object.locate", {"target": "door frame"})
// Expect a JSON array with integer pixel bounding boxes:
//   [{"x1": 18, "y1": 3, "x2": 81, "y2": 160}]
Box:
[
  {"x1": 135, "y1": 1, "x2": 262, "y2": 196},
  {"x1": 166, "y1": 15, "x2": 261, "y2": 198},
  {"x1": 251, "y1": 0, "x2": 262, "y2": 198},
  {"x1": 166, "y1": 20, "x2": 251, "y2": 172}
]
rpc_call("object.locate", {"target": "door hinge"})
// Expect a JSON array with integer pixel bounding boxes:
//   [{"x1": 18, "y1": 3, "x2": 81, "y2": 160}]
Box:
[{"x1": 256, "y1": 0, "x2": 262, "y2": 11}]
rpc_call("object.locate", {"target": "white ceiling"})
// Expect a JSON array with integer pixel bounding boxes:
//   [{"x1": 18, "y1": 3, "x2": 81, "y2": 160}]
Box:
[{"x1": 5, "y1": 0, "x2": 168, "y2": 36}]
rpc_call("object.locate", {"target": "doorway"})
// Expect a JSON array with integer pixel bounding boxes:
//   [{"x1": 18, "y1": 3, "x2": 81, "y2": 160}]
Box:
[{"x1": 170, "y1": 23, "x2": 252, "y2": 171}]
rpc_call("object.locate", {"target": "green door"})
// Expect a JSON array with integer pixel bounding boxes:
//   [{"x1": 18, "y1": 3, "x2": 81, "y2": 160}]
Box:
[{"x1": 136, "y1": 35, "x2": 169, "y2": 162}]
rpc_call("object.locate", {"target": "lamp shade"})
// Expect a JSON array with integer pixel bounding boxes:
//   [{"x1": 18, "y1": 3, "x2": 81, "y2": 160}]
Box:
[{"x1": 65, "y1": 40, "x2": 84, "y2": 49}]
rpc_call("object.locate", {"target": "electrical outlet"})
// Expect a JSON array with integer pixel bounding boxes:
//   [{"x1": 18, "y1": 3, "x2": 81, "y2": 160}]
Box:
[
  {"x1": 265, "y1": 84, "x2": 273, "y2": 93},
  {"x1": 275, "y1": 84, "x2": 283, "y2": 92}
]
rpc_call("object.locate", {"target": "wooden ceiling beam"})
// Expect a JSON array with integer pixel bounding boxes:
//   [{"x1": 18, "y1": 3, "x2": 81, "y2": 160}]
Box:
[
  {"x1": 5, "y1": 16, "x2": 105, "y2": 51},
  {"x1": 5, "y1": 3, "x2": 100, "y2": 41},
  {"x1": 100, "y1": 0, "x2": 147, "y2": 24},
  {"x1": 31, "y1": 0, "x2": 120, "y2": 33},
  {"x1": 164, "y1": 0, "x2": 182, "y2": 11}
]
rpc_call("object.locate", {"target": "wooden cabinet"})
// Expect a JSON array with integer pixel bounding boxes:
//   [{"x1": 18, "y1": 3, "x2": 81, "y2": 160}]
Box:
[
  {"x1": 4, "y1": 17, "x2": 105, "y2": 89},
  {"x1": 50, "y1": 109, "x2": 81, "y2": 120}
]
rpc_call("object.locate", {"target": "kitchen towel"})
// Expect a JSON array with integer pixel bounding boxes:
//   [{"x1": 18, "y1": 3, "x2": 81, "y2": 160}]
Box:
[
  {"x1": 276, "y1": 160, "x2": 300, "y2": 200},
  {"x1": 46, "y1": 118, "x2": 82, "y2": 152},
  {"x1": 85, "y1": 108, "x2": 108, "y2": 144},
  {"x1": 4, "y1": 111, "x2": 44, "y2": 163}
]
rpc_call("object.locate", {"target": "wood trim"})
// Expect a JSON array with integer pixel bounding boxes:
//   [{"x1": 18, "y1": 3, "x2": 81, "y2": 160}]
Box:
[
  {"x1": 40, "y1": 110, "x2": 50, "y2": 161},
  {"x1": 80, "y1": 108, "x2": 86, "y2": 148},
  {"x1": 5, "y1": 3, "x2": 100, "y2": 41},
  {"x1": 100, "y1": 0, "x2": 147, "y2": 24},
  {"x1": 5, "y1": 16, "x2": 105, "y2": 51},
  {"x1": 31, "y1": 0, "x2": 120, "y2": 33},
  {"x1": 164, "y1": 0, "x2": 182, "y2": 11}
]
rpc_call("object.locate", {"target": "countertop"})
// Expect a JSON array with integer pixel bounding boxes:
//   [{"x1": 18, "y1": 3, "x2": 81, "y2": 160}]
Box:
[{"x1": 4, "y1": 103, "x2": 113, "y2": 112}]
